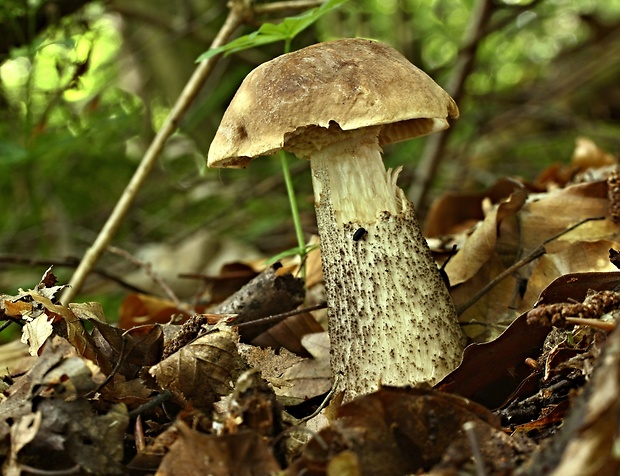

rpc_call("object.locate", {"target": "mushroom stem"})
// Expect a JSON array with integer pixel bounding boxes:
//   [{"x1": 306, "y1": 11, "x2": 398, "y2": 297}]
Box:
[{"x1": 309, "y1": 134, "x2": 464, "y2": 401}]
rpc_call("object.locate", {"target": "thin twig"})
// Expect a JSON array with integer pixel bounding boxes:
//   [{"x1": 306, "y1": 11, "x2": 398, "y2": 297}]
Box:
[
  {"x1": 564, "y1": 317, "x2": 616, "y2": 332},
  {"x1": 253, "y1": 0, "x2": 325, "y2": 14},
  {"x1": 463, "y1": 421, "x2": 487, "y2": 476},
  {"x1": 0, "y1": 255, "x2": 148, "y2": 294},
  {"x1": 60, "y1": 1, "x2": 248, "y2": 304},
  {"x1": 107, "y1": 246, "x2": 185, "y2": 311},
  {"x1": 128, "y1": 390, "x2": 173, "y2": 418},
  {"x1": 298, "y1": 373, "x2": 339, "y2": 423},
  {"x1": 235, "y1": 303, "x2": 326, "y2": 329},
  {"x1": 17, "y1": 464, "x2": 81, "y2": 475},
  {"x1": 86, "y1": 336, "x2": 127, "y2": 397},
  {"x1": 456, "y1": 216, "x2": 605, "y2": 315}
]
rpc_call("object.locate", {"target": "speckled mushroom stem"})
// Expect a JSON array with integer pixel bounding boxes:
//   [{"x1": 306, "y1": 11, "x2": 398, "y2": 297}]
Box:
[{"x1": 309, "y1": 134, "x2": 464, "y2": 402}]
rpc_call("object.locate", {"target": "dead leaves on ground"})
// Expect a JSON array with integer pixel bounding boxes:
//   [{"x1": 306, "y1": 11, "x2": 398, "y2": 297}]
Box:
[
  {"x1": 427, "y1": 140, "x2": 620, "y2": 342},
  {"x1": 1, "y1": 138, "x2": 620, "y2": 474}
]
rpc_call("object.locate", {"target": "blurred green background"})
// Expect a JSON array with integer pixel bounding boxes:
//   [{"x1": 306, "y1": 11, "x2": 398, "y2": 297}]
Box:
[{"x1": 1, "y1": 0, "x2": 619, "y2": 310}]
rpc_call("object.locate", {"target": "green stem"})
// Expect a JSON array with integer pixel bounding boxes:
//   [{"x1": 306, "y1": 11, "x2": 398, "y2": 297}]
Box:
[
  {"x1": 280, "y1": 39, "x2": 305, "y2": 278},
  {"x1": 280, "y1": 151, "x2": 306, "y2": 275}
]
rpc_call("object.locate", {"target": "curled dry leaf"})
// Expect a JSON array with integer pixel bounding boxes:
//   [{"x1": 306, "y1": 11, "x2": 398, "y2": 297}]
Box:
[
  {"x1": 90, "y1": 320, "x2": 163, "y2": 379},
  {"x1": 149, "y1": 324, "x2": 247, "y2": 412},
  {"x1": 444, "y1": 177, "x2": 619, "y2": 339},
  {"x1": 2, "y1": 268, "x2": 100, "y2": 360},
  {"x1": 444, "y1": 182, "x2": 528, "y2": 286},
  {"x1": 520, "y1": 240, "x2": 620, "y2": 312},
  {"x1": 68, "y1": 301, "x2": 107, "y2": 323},
  {"x1": 438, "y1": 310, "x2": 550, "y2": 410}
]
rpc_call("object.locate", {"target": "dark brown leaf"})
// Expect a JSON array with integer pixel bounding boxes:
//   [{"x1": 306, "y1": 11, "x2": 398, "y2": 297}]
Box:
[
  {"x1": 157, "y1": 424, "x2": 281, "y2": 476},
  {"x1": 150, "y1": 325, "x2": 247, "y2": 411},
  {"x1": 290, "y1": 386, "x2": 522, "y2": 476}
]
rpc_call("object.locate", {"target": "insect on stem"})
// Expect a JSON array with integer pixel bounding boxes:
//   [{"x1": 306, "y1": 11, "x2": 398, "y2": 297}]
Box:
[{"x1": 352, "y1": 227, "x2": 368, "y2": 242}]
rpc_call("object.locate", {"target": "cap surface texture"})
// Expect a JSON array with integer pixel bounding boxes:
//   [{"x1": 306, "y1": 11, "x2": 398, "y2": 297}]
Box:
[{"x1": 208, "y1": 38, "x2": 458, "y2": 168}]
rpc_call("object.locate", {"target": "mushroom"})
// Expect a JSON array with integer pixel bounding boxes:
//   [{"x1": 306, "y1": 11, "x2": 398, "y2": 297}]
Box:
[{"x1": 208, "y1": 38, "x2": 465, "y2": 401}]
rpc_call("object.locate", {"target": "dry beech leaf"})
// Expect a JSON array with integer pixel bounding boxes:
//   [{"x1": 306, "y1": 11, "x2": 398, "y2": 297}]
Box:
[
  {"x1": 149, "y1": 324, "x2": 247, "y2": 411},
  {"x1": 156, "y1": 423, "x2": 280, "y2": 476},
  {"x1": 452, "y1": 254, "x2": 520, "y2": 342},
  {"x1": 445, "y1": 185, "x2": 528, "y2": 286},
  {"x1": 277, "y1": 332, "x2": 332, "y2": 405},
  {"x1": 118, "y1": 293, "x2": 192, "y2": 328},
  {"x1": 534, "y1": 271, "x2": 620, "y2": 306},
  {"x1": 20, "y1": 314, "x2": 54, "y2": 356},
  {"x1": 90, "y1": 321, "x2": 163, "y2": 379},
  {"x1": 517, "y1": 181, "x2": 610, "y2": 252},
  {"x1": 237, "y1": 344, "x2": 304, "y2": 386},
  {"x1": 521, "y1": 240, "x2": 620, "y2": 311},
  {"x1": 425, "y1": 178, "x2": 526, "y2": 238},
  {"x1": 444, "y1": 179, "x2": 619, "y2": 339},
  {"x1": 68, "y1": 301, "x2": 107, "y2": 323}
]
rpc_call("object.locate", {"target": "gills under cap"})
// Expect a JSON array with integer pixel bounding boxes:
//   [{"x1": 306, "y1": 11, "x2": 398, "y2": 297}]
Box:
[{"x1": 208, "y1": 38, "x2": 459, "y2": 168}]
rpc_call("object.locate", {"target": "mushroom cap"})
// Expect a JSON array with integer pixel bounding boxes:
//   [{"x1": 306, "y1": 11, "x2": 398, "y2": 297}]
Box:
[{"x1": 208, "y1": 38, "x2": 459, "y2": 168}]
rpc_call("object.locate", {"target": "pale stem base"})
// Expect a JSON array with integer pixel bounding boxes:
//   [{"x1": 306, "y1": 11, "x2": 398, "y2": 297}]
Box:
[{"x1": 310, "y1": 136, "x2": 465, "y2": 401}]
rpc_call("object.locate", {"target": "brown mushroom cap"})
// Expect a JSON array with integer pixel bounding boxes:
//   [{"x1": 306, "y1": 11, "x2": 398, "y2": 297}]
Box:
[{"x1": 208, "y1": 38, "x2": 458, "y2": 168}]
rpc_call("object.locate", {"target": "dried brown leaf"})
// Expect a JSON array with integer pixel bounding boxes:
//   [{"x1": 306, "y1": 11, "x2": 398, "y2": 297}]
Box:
[
  {"x1": 150, "y1": 325, "x2": 247, "y2": 411},
  {"x1": 445, "y1": 185, "x2": 527, "y2": 285},
  {"x1": 156, "y1": 424, "x2": 280, "y2": 476},
  {"x1": 425, "y1": 178, "x2": 526, "y2": 238},
  {"x1": 17, "y1": 399, "x2": 128, "y2": 474},
  {"x1": 521, "y1": 240, "x2": 620, "y2": 311},
  {"x1": 250, "y1": 311, "x2": 324, "y2": 355},
  {"x1": 68, "y1": 301, "x2": 107, "y2": 323},
  {"x1": 290, "y1": 386, "x2": 524, "y2": 476},
  {"x1": 278, "y1": 332, "x2": 332, "y2": 405},
  {"x1": 520, "y1": 319, "x2": 620, "y2": 475},
  {"x1": 118, "y1": 293, "x2": 191, "y2": 328}
]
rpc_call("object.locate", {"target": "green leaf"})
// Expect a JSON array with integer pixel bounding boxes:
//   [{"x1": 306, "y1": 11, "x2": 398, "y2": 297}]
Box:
[
  {"x1": 264, "y1": 243, "x2": 320, "y2": 266},
  {"x1": 196, "y1": 0, "x2": 348, "y2": 62}
]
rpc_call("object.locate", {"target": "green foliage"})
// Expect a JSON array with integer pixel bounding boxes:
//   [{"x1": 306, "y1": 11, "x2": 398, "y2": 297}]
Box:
[
  {"x1": 1, "y1": 0, "x2": 620, "y2": 303},
  {"x1": 265, "y1": 243, "x2": 320, "y2": 267},
  {"x1": 197, "y1": 0, "x2": 348, "y2": 60}
]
